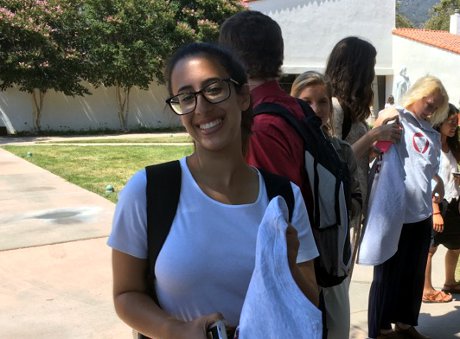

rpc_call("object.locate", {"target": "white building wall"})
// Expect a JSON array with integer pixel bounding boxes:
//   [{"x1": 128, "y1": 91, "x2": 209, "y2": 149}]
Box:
[
  {"x1": 1, "y1": 0, "x2": 397, "y2": 133},
  {"x1": 248, "y1": 0, "x2": 395, "y2": 76},
  {"x1": 0, "y1": 82, "x2": 181, "y2": 133},
  {"x1": 392, "y1": 35, "x2": 460, "y2": 107}
]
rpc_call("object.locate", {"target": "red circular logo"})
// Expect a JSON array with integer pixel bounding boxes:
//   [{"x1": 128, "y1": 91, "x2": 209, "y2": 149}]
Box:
[{"x1": 412, "y1": 132, "x2": 429, "y2": 154}]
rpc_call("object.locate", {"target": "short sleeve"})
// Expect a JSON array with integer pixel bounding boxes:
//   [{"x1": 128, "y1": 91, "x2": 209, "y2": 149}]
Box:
[
  {"x1": 290, "y1": 182, "x2": 319, "y2": 263},
  {"x1": 107, "y1": 169, "x2": 148, "y2": 259}
]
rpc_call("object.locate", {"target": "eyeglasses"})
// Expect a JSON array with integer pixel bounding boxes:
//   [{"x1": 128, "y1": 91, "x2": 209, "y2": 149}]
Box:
[{"x1": 166, "y1": 78, "x2": 240, "y2": 115}]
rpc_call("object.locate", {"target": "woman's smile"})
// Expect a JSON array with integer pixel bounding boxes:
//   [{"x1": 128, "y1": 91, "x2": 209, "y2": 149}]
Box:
[{"x1": 198, "y1": 118, "x2": 223, "y2": 133}]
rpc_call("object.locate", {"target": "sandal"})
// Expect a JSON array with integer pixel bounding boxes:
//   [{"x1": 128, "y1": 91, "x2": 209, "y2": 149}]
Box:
[
  {"x1": 422, "y1": 290, "x2": 453, "y2": 303},
  {"x1": 442, "y1": 282, "x2": 460, "y2": 294}
]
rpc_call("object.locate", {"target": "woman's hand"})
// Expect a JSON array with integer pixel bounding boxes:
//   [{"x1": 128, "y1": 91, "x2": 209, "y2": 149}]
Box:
[
  {"x1": 286, "y1": 224, "x2": 319, "y2": 306},
  {"x1": 432, "y1": 213, "x2": 444, "y2": 233},
  {"x1": 286, "y1": 224, "x2": 300, "y2": 270},
  {"x1": 374, "y1": 118, "x2": 402, "y2": 143},
  {"x1": 164, "y1": 313, "x2": 225, "y2": 339}
]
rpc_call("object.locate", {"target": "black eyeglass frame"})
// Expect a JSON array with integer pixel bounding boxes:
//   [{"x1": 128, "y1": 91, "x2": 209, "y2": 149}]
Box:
[{"x1": 165, "y1": 78, "x2": 240, "y2": 115}]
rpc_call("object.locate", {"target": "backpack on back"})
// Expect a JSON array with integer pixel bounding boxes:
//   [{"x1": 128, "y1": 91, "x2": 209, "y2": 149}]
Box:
[
  {"x1": 253, "y1": 100, "x2": 351, "y2": 287},
  {"x1": 139, "y1": 160, "x2": 295, "y2": 339}
]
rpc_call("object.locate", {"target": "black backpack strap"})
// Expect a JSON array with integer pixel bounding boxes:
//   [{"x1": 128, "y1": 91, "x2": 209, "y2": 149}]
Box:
[
  {"x1": 258, "y1": 168, "x2": 294, "y2": 222},
  {"x1": 145, "y1": 160, "x2": 181, "y2": 302},
  {"x1": 253, "y1": 100, "x2": 319, "y2": 146}
]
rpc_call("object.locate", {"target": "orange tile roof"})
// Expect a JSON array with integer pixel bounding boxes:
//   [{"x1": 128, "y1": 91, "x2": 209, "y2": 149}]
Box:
[{"x1": 393, "y1": 28, "x2": 460, "y2": 54}]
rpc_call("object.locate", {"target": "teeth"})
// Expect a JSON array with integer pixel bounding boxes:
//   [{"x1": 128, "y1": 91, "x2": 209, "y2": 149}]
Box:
[{"x1": 200, "y1": 119, "x2": 221, "y2": 130}]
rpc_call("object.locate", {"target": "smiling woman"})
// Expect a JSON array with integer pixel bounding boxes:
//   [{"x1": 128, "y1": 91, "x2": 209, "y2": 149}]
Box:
[{"x1": 107, "y1": 42, "x2": 320, "y2": 339}]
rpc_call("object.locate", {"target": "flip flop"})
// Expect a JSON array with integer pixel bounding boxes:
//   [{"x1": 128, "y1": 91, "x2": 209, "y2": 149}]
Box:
[
  {"x1": 442, "y1": 282, "x2": 460, "y2": 294},
  {"x1": 422, "y1": 290, "x2": 453, "y2": 303}
]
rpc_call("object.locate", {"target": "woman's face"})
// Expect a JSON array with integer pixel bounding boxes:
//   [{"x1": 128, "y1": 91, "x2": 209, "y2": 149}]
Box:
[
  {"x1": 410, "y1": 90, "x2": 444, "y2": 121},
  {"x1": 440, "y1": 114, "x2": 458, "y2": 138},
  {"x1": 169, "y1": 56, "x2": 250, "y2": 152},
  {"x1": 297, "y1": 84, "x2": 331, "y2": 126}
]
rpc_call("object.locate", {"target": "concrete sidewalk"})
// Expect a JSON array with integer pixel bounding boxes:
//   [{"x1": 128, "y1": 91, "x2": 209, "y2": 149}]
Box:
[
  {"x1": 0, "y1": 146, "x2": 131, "y2": 338},
  {"x1": 1, "y1": 137, "x2": 459, "y2": 338}
]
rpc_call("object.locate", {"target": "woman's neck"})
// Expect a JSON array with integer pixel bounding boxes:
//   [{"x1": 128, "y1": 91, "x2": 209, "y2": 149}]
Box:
[
  {"x1": 441, "y1": 134, "x2": 449, "y2": 152},
  {"x1": 188, "y1": 149, "x2": 246, "y2": 181},
  {"x1": 187, "y1": 151, "x2": 258, "y2": 204},
  {"x1": 248, "y1": 77, "x2": 277, "y2": 91}
]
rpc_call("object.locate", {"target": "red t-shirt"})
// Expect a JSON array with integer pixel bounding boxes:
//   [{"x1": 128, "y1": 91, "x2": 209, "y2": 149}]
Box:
[{"x1": 247, "y1": 80, "x2": 314, "y2": 220}]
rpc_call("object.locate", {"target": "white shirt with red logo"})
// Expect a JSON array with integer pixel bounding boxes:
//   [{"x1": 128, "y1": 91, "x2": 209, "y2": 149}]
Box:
[{"x1": 396, "y1": 109, "x2": 441, "y2": 223}]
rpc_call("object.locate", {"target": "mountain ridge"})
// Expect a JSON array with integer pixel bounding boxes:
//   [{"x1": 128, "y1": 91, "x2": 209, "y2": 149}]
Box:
[{"x1": 397, "y1": 0, "x2": 439, "y2": 27}]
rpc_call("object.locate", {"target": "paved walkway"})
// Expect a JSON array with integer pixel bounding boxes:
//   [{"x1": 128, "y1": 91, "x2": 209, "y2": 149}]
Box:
[{"x1": 1, "y1": 134, "x2": 459, "y2": 338}]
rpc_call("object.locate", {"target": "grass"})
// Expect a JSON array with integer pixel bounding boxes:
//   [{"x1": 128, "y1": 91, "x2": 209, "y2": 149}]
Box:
[
  {"x1": 43, "y1": 135, "x2": 192, "y2": 144},
  {"x1": 2, "y1": 144, "x2": 192, "y2": 203}
]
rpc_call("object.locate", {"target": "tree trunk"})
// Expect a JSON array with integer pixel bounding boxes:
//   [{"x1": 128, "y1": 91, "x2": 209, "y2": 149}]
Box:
[
  {"x1": 31, "y1": 89, "x2": 46, "y2": 132},
  {"x1": 115, "y1": 85, "x2": 131, "y2": 131}
]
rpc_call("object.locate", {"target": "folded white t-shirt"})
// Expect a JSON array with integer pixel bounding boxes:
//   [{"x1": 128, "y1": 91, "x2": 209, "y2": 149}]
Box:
[{"x1": 238, "y1": 196, "x2": 322, "y2": 338}]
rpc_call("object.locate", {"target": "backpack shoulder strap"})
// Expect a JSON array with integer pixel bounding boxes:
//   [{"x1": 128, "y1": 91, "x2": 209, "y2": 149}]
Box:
[
  {"x1": 258, "y1": 168, "x2": 294, "y2": 222},
  {"x1": 253, "y1": 102, "x2": 306, "y2": 142},
  {"x1": 145, "y1": 160, "x2": 181, "y2": 299},
  {"x1": 253, "y1": 100, "x2": 317, "y2": 146}
]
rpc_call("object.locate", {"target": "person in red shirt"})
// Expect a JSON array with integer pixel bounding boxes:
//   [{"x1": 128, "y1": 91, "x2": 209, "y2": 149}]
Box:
[{"x1": 219, "y1": 10, "x2": 314, "y2": 221}]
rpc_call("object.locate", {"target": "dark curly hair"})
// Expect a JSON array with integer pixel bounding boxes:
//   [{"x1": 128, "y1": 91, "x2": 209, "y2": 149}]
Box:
[
  {"x1": 434, "y1": 103, "x2": 460, "y2": 162},
  {"x1": 165, "y1": 42, "x2": 253, "y2": 153},
  {"x1": 219, "y1": 10, "x2": 283, "y2": 79},
  {"x1": 325, "y1": 36, "x2": 377, "y2": 123}
]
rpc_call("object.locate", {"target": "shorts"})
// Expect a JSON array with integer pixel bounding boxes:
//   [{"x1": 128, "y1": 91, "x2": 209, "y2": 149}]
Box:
[{"x1": 432, "y1": 198, "x2": 460, "y2": 250}]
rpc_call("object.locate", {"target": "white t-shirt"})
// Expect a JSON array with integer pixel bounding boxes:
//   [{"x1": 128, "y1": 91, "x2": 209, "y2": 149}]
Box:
[
  {"x1": 439, "y1": 150, "x2": 460, "y2": 203},
  {"x1": 108, "y1": 157, "x2": 318, "y2": 326},
  {"x1": 395, "y1": 110, "x2": 441, "y2": 223}
]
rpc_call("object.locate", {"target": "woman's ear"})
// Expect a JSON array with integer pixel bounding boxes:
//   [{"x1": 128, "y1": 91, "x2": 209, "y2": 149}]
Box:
[{"x1": 238, "y1": 84, "x2": 251, "y2": 111}]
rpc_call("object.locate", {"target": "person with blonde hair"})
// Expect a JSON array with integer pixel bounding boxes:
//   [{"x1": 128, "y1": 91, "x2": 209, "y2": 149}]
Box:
[
  {"x1": 368, "y1": 75, "x2": 448, "y2": 339},
  {"x1": 291, "y1": 70, "x2": 362, "y2": 339}
]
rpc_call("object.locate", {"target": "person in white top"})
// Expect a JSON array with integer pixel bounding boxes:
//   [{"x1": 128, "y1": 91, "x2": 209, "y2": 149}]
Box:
[
  {"x1": 423, "y1": 103, "x2": 460, "y2": 303},
  {"x1": 370, "y1": 75, "x2": 449, "y2": 339},
  {"x1": 107, "y1": 42, "x2": 319, "y2": 339}
]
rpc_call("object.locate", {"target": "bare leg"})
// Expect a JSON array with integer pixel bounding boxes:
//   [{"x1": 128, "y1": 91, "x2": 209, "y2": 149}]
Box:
[
  {"x1": 423, "y1": 246, "x2": 438, "y2": 294},
  {"x1": 444, "y1": 249, "x2": 460, "y2": 285}
]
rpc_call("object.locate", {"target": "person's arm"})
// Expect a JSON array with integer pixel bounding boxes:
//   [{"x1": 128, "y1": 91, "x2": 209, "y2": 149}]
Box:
[
  {"x1": 432, "y1": 201, "x2": 444, "y2": 233},
  {"x1": 432, "y1": 173, "x2": 445, "y2": 203},
  {"x1": 351, "y1": 119, "x2": 402, "y2": 160},
  {"x1": 286, "y1": 225, "x2": 319, "y2": 306},
  {"x1": 333, "y1": 138, "x2": 363, "y2": 219},
  {"x1": 112, "y1": 250, "x2": 222, "y2": 339}
]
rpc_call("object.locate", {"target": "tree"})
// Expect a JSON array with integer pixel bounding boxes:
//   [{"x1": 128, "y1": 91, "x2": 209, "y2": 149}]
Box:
[
  {"x1": 396, "y1": 13, "x2": 415, "y2": 28},
  {"x1": 82, "y1": 0, "x2": 244, "y2": 131},
  {"x1": 0, "y1": 0, "x2": 90, "y2": 131},
  {"x1": 171, "y1": 0, "x2": 245, "y2": 42},
  {"x1": 425, "y1": 0, "x2": 460, "y2": 30},
  {"x1": 396, "y1": 1, "x2": 414, "y2": 28}
]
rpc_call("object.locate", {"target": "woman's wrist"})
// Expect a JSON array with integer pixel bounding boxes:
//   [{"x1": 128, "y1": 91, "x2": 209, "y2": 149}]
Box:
[
  {"x1": 162, "y1": 317, "x2": 186, "y2": 338},
  {"x1": 369, "y1": 127, "x2": 379, "y2": 143}
]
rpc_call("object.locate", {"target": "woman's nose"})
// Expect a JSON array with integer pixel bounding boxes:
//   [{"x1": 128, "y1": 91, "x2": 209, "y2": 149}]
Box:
[{"x1": 194, "y1": 93, "x2": 213, "y2": 114}]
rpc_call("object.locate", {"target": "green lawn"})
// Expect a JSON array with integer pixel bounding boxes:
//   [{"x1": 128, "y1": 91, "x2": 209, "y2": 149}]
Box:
[
  {"x1": 2, "y1": 144, "x2": 192, "y2": 203},
  {"x1": 42, "y1": 135, "x2": 192, "y2": 144}
]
